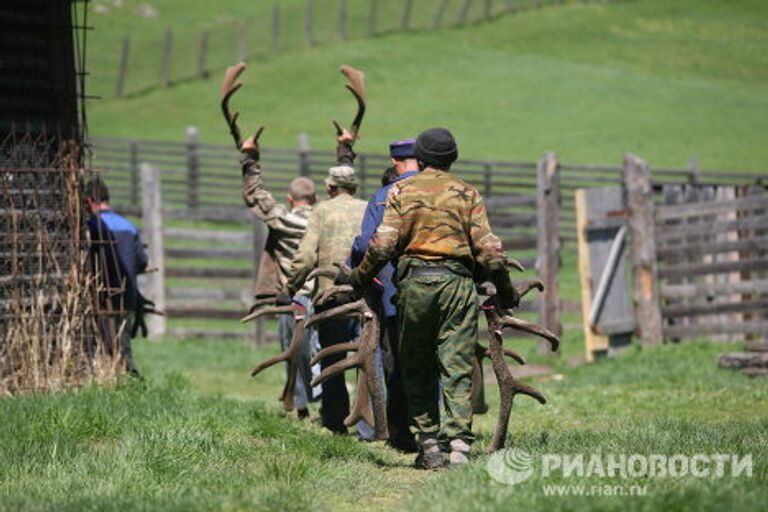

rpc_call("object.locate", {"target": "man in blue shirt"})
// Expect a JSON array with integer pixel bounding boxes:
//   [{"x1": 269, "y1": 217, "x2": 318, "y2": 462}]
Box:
[
  {"x1": 350, "y1": 139, "x2": 419, "y2": 452},
  {"x1": 85, "y1": 177, "x2": 148, "y2": 376}
]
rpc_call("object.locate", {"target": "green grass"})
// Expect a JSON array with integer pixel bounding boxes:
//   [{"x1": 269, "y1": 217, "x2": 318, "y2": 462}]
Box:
[
  {"x1": 1, "y1": 338, "x2": 766, "y2": 511},
  {"x1": 88, "y1": 0, "x2": 768, "y2": 171}
]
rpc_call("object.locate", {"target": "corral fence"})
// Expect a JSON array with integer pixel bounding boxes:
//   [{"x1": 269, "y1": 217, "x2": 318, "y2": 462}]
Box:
[{"x1": 91, "y1": 133, "x2": 766, "y2": 343}]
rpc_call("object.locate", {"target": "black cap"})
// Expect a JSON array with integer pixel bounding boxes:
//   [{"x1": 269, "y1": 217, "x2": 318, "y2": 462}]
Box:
[{"x1": 414, "y1": 128, "x2": 458, "y2": 169}]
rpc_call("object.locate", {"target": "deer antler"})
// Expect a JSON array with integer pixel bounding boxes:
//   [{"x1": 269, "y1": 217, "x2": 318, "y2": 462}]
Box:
[
  {"x1": 332, "y1": 65, "x2": 366, "y2": 140},
  {"x1": 307, "y1": 267, "x2": 388, "y2": 440},
  {"x1": 220, "y1": 62, "x2": 265, "y2": 150},
  {"x1": 474, "y1": 266, "x2": 560, "y2": 452},
  {"x1": 243, "y1": 297, "x2": 307, "y2": 412}
]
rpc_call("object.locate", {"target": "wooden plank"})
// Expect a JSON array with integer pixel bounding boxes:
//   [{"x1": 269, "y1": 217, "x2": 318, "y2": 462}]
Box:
[
  {"x1": 166, "y1": 307, "x2": 245, "y2": 320},
  {"x1": 575, "y1": 188, "x2": 608, "y2": 362},
  {"x1": 485, "y1": 195, "x2": 537, "y2": 208},
  {"x1": 168, "y1": 328, "x2": 256, "y2": 340},
  {"x1": 164, "y1": 228, "x2": 250, "y2": 244},
  {"x1": 656, "y1": 193, "x2": 767, "y2": 221},
  {"x1": 657, "y1": 237, "x2": 768, "y2": 260},
  {"x1": 166, "y1": 267, "x2": 252, "y2": 279},
  {"x1": 164, "y1": 208, "x2": 250, "y2": 222},
  {"x1": 658, "y1": 258, "x2": 768, "y2": 279},
  {"x1": 718, "y1": 352, "x2": 768, "y2": 369},
  {"x1": 624, "y1": 154, "x2": 663, "y2": 345},
  {"x1": 662, "y1": 299, "x2": 768, "y2": 319},
  {"x1": 656, "y1": 214, "x2": 768, "y2": 242},
  {"x1": 166, "y1": 248, "x2": 252, "y2": 260},
  {"x1": 166, "y1": 287, "x2": 251, "y2": 302},
  {"x1": 661, "y1": 279, "x2": 768, "y2": 300},
  {"x1": 664, "y1": 321, "x2": 768, "y2": 339},
  {"x1": 536, "y1": 152, "x2": 561, "y2": 340}
]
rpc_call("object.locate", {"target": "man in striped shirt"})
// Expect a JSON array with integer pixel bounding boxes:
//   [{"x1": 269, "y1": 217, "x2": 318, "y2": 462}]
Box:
[{"x1": 241, "y1": 135, "x2": 318, "y2": 418}]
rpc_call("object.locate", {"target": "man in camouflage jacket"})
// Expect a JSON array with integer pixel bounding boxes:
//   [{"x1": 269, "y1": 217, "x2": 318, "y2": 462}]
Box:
[
  {"x1": 241, "y1": 135, "x2": 318, "y2": 417},
  {"x1": 283, "y1": 129, "x2": 368, "y2": 434},
  {"x1": 343, "y1": 128, "x2": 520, "y2": 469}
]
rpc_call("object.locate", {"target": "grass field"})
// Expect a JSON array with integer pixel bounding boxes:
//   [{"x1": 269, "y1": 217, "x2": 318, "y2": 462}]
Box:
[
  {"x1": 88, "y1": 0, "x2": 768, "y2": 170},
  {"x1": 1, "y1": 338, "x2": 766, "y2": 511}
]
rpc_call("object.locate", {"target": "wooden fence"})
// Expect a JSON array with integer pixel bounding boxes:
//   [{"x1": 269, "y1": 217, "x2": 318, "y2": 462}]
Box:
[
  {"x1": 109, "y1": 0, "x2": 602, "y2": 98},
  {"x1": 655, "y1": 183, "x2": 768, "y2": 341},
  {"x1": 578, "y1": 155, "x2": 767, "y2": 360},
  {"x1": 95, "y1": 135, "x2": 766, "y2": 343}
]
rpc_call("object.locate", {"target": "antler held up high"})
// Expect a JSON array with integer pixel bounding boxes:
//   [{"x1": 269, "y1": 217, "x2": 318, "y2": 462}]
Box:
[{"x1": 220, "y1": 62, "x2": 265, "y2": 150}]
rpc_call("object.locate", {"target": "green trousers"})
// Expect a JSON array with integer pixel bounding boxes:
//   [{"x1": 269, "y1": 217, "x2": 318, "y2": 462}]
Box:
[{"x1": 396, "y1": 262, "x2": 478, "y2": 445}]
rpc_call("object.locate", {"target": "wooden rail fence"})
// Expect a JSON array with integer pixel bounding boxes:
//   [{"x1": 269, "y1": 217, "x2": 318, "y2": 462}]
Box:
[{"x1": 98, "y1": 135, "x2": 765, "y2": 343}]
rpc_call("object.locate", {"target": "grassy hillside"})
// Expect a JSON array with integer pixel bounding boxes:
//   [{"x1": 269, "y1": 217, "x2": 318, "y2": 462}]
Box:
[
  {"x1": 1, "y1": 339, "x2": 766, "y2": 511},
  {"x1": 87, "y1": 0, "x2": 768, "y2": 170}
]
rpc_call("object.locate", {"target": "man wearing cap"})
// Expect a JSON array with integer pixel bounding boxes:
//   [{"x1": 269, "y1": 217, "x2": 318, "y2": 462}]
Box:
[
  {"x1": 349, "y1": 139, "x2": 419, "y2": 452},
  {"x1": 283, "y1": 129, "x2": 368, "y2": 434},
  {"x1": 240, "y1": 134, "x2": 319, "y2": 418},
  {"x1": 339, "y1": 128, "x2": 520, "y2": 469}
]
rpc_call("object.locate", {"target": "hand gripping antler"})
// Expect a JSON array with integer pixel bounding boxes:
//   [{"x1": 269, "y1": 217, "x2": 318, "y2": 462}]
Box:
[
  {"x1": 242, "y1": 296, "x2": 307, "y2": 412},
  {"x1": 220, "y1": 62, "x2": 265, "y2": 150},
  {"x1": 332, "y1": 65, "x2": 366, "y2": 140},
  {"x1": 479, "y1": 274, "x2": 560, "y2": 453},
  {"x1": 305, "y1": 267, "x2": 389, "y2": 440}
]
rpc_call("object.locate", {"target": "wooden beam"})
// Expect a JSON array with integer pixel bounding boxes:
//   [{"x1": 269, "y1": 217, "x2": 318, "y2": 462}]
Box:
[
  {"x1": 141, "y1": 163, "x2": 166, "y2": 338},
  {"x1": 536, "y1": 152, "x2": 561, "y2": 343},
  {"x1": 623, "y1": 154, "x2": 663, "y2": 345},
  {"x1": 575, "y1": 188, "x2": 608, "y2": 361}
]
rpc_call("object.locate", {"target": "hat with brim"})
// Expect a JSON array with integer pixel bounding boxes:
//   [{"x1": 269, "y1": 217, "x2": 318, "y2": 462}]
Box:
[{"x1": 325, "y1": 165, "x2": 358, "y2": 189}]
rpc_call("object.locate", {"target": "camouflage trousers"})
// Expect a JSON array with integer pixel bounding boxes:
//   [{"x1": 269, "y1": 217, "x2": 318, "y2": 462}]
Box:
[{"x1": 396, "y1": 260, "x2": 477, "y2": 445}]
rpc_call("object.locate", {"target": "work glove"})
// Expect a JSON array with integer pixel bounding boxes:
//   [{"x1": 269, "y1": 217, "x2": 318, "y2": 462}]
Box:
[{"x1": 333, "y1": 262, "x2": 353, "y2": 286}]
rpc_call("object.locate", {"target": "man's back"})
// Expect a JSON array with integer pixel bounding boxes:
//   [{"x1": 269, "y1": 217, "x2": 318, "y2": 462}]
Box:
[
  {"x1": 288, "y1": 193, "x2": 367, "y2": 296},
  {"x1": 385, "y1": 168, "x2": 500, "y2": 272}
]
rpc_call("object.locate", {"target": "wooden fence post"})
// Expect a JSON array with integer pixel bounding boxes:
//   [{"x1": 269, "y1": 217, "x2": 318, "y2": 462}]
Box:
[
  {"x1": 298, "y1": 132, "x2": 311, "y2": 177},
  {"x1": 434, "y1": 0, "x2": 450, "y2": 28},
  {"x1": 161, "y1": 28, "x2": 172, "y2": 87},
  {"x1": 197, "y1": 32, "x2": 209, "y2": 79},
  {"x1": 129, "y1": 140, "x2": 139, "y2": 205},
  {"x1": 338, "y1": 0, "x2": 348, "y2": 40},
  {"x1": 116, "y1": 36, "x2": 130, "y2": 97},
  {"x1": 536, "y1": 152, "x2": 562, "y2": 346},
  {"x1": 484, "y1": 0, "x2": 493, "y2": 20},
  {"x1": 368, "y1": 0, "x2": 378, "y2": 37},
  {"x1": 186, "y1": 127, "x2": 199, "y2": 209},
  {"x1": 141, "y1": 163, "x2": 166, "y2": 339},
  {"x1": 305, "y1": 0, "x2": 315, "y2": 47},
  {"x1": 272, "y1": 2, "x2": 281, "y2": 51},
  {"x1": 458, "y1": 0, "x2": 474, "y2": 25},
  {"x1": 484, "y1": 162, "x2": 493, "y2": 197},
  {"x1": 402, "y1": 0, "x2": 414, "y2": 31},
  {"x1": 623, "y1": 154, "x2": 663, "y2": 345}
]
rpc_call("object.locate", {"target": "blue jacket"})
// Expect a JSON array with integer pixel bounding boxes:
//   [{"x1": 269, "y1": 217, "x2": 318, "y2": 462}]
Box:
[
  {"x1": 350, "y1": 171, "x2": 417, "y2": 318},
  {"x1": 88, "y1": 210, "x2": 148, "y2": 311}
]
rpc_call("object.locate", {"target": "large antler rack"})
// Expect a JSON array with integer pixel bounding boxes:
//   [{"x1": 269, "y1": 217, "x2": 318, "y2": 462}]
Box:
[
  {"x1": 304, "y1": 267, "x2": 389, "y2": 440},
  {"x1": 332, "y1": 65, "x2": 366, "y2": 141},
  {"x1": 220, "y1": 62, "x2": 265, "y2": 150},
  {"x1": 477, "y1": 261, "x2": 561, "y2": 453},
  {"x1": 241, "y1": 295, "x2": 307, "y2": 412}
]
